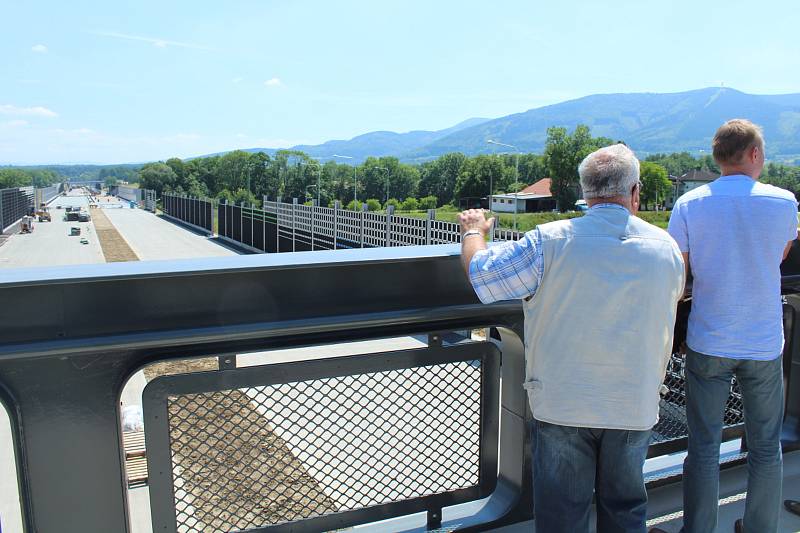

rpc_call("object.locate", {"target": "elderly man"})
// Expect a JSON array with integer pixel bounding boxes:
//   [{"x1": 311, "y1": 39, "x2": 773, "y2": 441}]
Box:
[
  {"x1": 459, "y1": 143, "x2": 685, "y2": 533},
  {"x1": 667, "y1": 120, "x2": 797, "y2": 533}
]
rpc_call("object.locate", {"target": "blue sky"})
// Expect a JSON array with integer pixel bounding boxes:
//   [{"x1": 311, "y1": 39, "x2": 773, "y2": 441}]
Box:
[{"x1": 2, "y1": 0, "x2": 799, "y2": 165}]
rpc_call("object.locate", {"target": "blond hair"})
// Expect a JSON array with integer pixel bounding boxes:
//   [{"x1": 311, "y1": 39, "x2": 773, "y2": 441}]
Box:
[{"x1": 712, "y1": 119, "x2": 764, "y2": 165}]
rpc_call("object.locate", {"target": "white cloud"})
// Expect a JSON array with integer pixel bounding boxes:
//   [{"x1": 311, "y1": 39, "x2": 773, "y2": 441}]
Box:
[
  {"x1": 92, "y1": 31, "x2": 213, "y2": 50},
  {"x1": 232, "y1": 77, "x2": 243, "y2": 84},
  {"x1": 236, "y1": 133, "x2": 247, "y2": 139},
  {"x1": 0, "y1": 104, "x2": 58, "y2": 118},
  {"x1": 3, "y1": 120, "x2": 29, "y2": 127},
  {"x1": 31, "y1": 44, "x2": 48, "y2": 53},
  {"x1": 264, "y1": 78, "x2": 282, "y2": 87}
]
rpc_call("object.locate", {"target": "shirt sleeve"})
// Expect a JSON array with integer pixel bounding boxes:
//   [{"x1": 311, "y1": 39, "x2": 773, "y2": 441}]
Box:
[
  {"x1": 468, "y1": 228, "x2": 544, "y2": 304},
  {"x1": 667, "y1": 203, "x2": 689, "y2": 253},
  {"x1": 786, "y1": 202, "x2": 799, "y2": 243}
]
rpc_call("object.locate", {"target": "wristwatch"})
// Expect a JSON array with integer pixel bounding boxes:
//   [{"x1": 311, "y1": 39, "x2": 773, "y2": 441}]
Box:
[{"x1": 462, "y1": 229, "x2": 483, "y2": 239}]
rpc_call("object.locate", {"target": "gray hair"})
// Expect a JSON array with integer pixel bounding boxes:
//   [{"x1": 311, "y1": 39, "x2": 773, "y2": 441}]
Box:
[{"x1": 578, "y1": 144, "x2": 640, "y2": 200}]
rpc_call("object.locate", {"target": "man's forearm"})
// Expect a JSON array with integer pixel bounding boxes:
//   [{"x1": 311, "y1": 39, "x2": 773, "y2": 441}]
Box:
[
  {"x1": 457, "y1": 208, "x2": 494, "y2": 277},
  {"x1": 461, "y1": 234, "x2": 487, "y2": 275}
]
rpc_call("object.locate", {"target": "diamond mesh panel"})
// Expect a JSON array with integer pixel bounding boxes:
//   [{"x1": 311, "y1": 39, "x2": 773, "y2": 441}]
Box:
[
  {"x1": 653, "y1": 353, "x2": 744, "y2": 443},
  {"x1": 165, "y1": 361, "x2": 483, "y2": 532}
]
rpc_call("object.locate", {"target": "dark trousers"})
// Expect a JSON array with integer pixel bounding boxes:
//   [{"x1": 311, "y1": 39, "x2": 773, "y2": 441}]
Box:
[{"x1": 531, "y1": 419, "x2": 651, "y2": 533}]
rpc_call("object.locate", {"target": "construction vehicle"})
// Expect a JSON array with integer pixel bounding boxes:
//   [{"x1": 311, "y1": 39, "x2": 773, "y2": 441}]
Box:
[
  {"x1": 36, "y1": 204, "x2": 51, "y2": 222},
  {"x1": 20, "y1": 215, "x2": 34, "y2": 233}
]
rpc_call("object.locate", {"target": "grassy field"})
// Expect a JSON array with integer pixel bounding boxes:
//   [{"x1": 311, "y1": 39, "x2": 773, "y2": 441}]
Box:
[{"x1": 396, "y1": 208, "x2": 671, "y2": 231}]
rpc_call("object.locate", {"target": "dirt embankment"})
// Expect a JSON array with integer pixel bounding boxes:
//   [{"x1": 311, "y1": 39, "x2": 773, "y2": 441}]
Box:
[{"x1": 91, "y1": 208, "x2": 139, "y2": 262}]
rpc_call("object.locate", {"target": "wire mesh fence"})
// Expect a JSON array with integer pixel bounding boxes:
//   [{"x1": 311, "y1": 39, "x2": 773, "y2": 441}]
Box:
[
  {"x1": 653, "y1": 353, "x2": 744, "y2": 444},
  {"x1": 144, "y1": 345, "x2": 499, "y2": 533}
]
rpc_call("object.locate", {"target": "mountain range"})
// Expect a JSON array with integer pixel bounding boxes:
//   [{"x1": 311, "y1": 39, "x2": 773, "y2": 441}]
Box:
[{"x1": 224, "y1": 87, "x2": 800, "y2": 163}]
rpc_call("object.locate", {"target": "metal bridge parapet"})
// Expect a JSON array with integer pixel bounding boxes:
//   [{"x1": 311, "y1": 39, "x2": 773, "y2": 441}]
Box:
[{"x1": 0, "y1": 247, "x2": 798, "y2": 532}]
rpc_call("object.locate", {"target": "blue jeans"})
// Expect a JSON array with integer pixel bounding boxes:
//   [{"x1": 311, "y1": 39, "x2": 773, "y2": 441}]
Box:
[
  {"x1": 682, "y1": 348, "x2": 784, "y2": 533},
  {"x1": 531, "y1": 419, "x2": 651, "y2": 533}
]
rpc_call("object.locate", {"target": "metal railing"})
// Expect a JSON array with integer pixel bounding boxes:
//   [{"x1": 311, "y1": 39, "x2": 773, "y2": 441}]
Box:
[
  {"x1": 0, "y1": 246, "x2": 532, "y2": 532},
  {"x1": 0, "y1": 248, "x2": 797, "y2": 532}
]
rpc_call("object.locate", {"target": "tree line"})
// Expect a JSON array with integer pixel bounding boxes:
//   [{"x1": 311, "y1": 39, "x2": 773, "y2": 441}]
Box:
[
  {"x1": 0, "y1": 168, "x2": 63, "y2": 189},
  {"x1": 136, "y1": 126, "x2": 685, "y2": 212}
]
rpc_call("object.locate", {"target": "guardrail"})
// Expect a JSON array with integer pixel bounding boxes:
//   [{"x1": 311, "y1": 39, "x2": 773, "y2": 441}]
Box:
[{"x1": 0, "y1": 247, "x2": 798, "y2": 532}]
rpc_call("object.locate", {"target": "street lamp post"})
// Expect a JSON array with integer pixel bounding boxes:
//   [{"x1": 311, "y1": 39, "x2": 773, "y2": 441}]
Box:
[
  {"x1": 487, "y1": 139, "x2": 521, "y2": 232},
  {"x1": 332, "y1": 154, "x2": 356, "y2": 207},
  {"x1": 311, "y1": 157, "x2": 325, "y2": 207},
  {"x1": 374, "y1": 166, "x2": 389, "y2": 206}
]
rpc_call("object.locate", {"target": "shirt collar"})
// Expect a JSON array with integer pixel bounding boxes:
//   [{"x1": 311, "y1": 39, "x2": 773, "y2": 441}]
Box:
[
  {"x1": 590, "y1": 202, "x2": 630, "y2": 213},
  {"x1": 717, "y1": 173, "x2": 755, "y2": 182}
]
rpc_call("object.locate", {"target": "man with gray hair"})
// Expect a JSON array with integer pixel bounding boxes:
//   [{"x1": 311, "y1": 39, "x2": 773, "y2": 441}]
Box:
[{"x1": 459, "y1": 143, "x2": 685, "y2": 532}]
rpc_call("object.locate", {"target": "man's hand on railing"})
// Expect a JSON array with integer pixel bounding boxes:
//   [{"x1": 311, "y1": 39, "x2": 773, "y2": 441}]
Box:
[{"x1": 458, "y1": 209, "x2": 494, "y2": 276}]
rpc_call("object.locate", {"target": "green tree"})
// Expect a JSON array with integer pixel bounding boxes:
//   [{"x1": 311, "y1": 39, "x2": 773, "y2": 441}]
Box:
[
  {"x1": 165, "y1": 157, "x2": 188, "y2": 181},
  {"x1": 418, "y1": 152, "x2": 466, "y2": 206},
  {"x1": 639, "y1": 161, "x2": 671, "y2": 210},
  {"x1": 645, "y1": 152, "x2": 701, "y2": 177},
  {"x1": 216, "y1": 189, "x2": 235, "y2": 203},
  {"x1": 419, "y1": 195, "x2": 437, "y2": 210},
  {"x1": 233, "y1": 188, "x2": 259, "y2": 206},
  {"x1": 0, "y1": 169, "x2": 33, "y2": 188},
  {"x1": 346, "y1": 199, "x2": 363, "y2": 211},
  {"x1": 365, "y1": 198, "x2": 381, "y2": 211},
  {"x1": 400, "y1": 197, "x2": 419, "y2": 211},
  {"x1": 139, "y1": 163, "x2": 177, "y2": 196},
  {"x1": 454, "y1": 155, "x2": 505, "y2": 205}
]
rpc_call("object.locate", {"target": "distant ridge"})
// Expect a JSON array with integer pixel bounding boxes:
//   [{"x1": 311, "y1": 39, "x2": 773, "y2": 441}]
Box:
[{"x1": 198, "y1": 87, "x2": 800, "y2": 163}]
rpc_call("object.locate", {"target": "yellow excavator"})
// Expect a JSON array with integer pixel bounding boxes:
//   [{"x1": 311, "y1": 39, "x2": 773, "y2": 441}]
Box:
[{"x1": 36, "y1": 203, "x2": 51, "y2": 222}]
